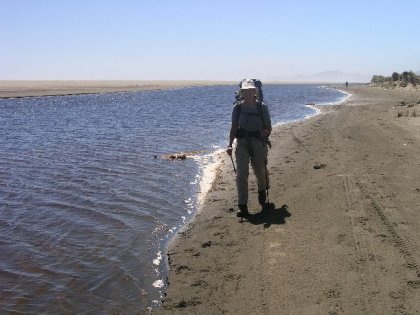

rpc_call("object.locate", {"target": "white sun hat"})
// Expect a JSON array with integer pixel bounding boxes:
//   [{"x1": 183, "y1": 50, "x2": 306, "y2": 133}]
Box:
[{"x1": 240, "y1": 79, "x2": 257, "y2": 90}]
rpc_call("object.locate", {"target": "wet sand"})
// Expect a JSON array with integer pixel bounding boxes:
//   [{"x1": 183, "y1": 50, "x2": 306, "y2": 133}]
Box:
[
  {"x1": 158, "y1": 86, "x2": 420, "y2": 314},
  {"x1": 0, "y1": 80, "x2": 233, "y2": 98}
]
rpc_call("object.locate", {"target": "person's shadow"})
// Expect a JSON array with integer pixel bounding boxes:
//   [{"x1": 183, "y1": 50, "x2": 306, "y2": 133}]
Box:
[{"x1": 244, "y1": 204, "x2": 291, "y2": 228}]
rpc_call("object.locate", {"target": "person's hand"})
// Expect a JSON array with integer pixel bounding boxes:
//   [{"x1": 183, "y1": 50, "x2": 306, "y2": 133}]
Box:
[{"x1": 226, "y1": 146, "x2": 233, "y2": 156}]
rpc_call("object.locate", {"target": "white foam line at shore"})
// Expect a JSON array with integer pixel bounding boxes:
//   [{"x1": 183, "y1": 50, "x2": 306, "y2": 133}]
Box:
[
  {"x1": 161, "y1": 148, "x2": 225, "y2": 239},
  {"x1": 304, "y1": 104, "x2": 322, "y2": 118},
  {"x1": 272, "y1": 104, "x2": 321, "y2": 128},
  {"x1": 191, "y1": 147, "x2": 225, "y2": 208},
  {"x1": 273, "y1": 87, "x2": 351, "y2": 129},
  {"x1": 320, "y1": 87, "x2": 352, "y2": 105}
]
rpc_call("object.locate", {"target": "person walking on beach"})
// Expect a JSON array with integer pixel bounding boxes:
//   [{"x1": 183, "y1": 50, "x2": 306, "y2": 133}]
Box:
[{"x1": 227, "y1": 79, "x2": 272, "y2": 217}]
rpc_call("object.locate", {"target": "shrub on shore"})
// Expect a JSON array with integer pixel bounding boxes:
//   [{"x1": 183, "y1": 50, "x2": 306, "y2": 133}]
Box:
[
  {"x1": 371, "y1": 71, "x2": 420, "y2": 89},
  {"x1": 397, "y1": 109, "x2": 418, "y2": 118},
  {"x1": 396, "y1": 99, "x2": 419, "y2": 117}
]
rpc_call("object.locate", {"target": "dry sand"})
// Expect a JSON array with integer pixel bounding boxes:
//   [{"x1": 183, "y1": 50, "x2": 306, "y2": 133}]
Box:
[
  {"x1": 157, "y1": 86, "x2": 420, "y2": 314},
  {"x1": 0, "y1": 80, "x2": 233, "y2": 98}
]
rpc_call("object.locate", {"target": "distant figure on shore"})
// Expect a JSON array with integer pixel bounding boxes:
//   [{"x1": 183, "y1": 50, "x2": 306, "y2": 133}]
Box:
[
  {"x1": 227, "y1": 79, "x2": 272, "y2": 217},
  {"x1": 345, "y1": 81, "x2": 349, "y2": 87}
]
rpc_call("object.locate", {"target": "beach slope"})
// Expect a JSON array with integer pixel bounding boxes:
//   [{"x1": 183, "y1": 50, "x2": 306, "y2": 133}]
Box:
[{"x1": 158, "y1": 86, "x2": 420, "y2": 314}]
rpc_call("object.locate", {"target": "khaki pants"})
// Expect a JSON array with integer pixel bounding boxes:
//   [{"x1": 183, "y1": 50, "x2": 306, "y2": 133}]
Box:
[{"x1": 235, "y1": 136, "x2": 269, "y2": 205}]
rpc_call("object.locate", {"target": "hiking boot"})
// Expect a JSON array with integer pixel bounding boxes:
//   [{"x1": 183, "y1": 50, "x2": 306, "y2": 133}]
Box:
[
  {"x1": 258, "y1": 190, "x2": 267, "y2": 205},
  {"x1": 237, "y1": 204, "x2": 249, "y2": 217}
]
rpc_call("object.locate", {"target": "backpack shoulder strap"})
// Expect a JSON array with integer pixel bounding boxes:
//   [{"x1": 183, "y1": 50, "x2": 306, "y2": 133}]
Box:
[
  {"x1": 257, "y1": 102, "x2": 272, "y2": 148},
  {"x1": 235, "y1": 102, "x2": 242, "y2": 125},
  {"x1": 256, "y1": 102, "x2": 267, "y2": 129}
]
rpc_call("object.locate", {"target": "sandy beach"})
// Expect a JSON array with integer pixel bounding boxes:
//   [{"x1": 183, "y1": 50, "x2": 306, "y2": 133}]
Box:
[
  {"x1": 157, "y1": 86, "x2": 420, "y2": 314},
  {"x1": 0, "y1": 80, "x2": 233, "y2": 98}
]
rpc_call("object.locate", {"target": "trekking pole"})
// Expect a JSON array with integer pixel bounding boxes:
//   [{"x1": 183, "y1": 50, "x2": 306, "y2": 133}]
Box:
[
  {"x1": 230, "y1": 155, "x2": 237, "y2": 174},
  {"x1": 264, "y1": 160, "x2": 270, "y2": 205},
  {"x1": 265, "y1": 164, "x2": 270, "y2": 203}
]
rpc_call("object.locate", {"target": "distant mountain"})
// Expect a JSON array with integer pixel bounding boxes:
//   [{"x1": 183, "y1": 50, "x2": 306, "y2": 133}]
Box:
[{"x1": 270, "y1": 71, "x2": 371, "y2": 83}]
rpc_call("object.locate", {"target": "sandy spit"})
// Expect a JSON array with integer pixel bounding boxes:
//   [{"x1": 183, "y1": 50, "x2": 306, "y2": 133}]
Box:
[
  {"x1": 156, "y1": 86, "x2": 420, "y2": 314},
  {"x1": 0, "y1": 80, "x2": 235, "y2": 98}
]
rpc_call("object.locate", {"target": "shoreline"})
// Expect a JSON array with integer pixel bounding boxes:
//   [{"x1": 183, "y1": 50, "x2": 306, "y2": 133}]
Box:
[
  {"x1": 0, "y1": 80, "x2": 235, "y2": 99},
  {"x1": 157, "y1": 86, "x2": 420, "y2": 314}
]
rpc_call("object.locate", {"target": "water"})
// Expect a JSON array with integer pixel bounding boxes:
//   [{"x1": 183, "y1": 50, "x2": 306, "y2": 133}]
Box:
[{"x1": 0, "y1": 84, "x2": 347, "y2": 313}]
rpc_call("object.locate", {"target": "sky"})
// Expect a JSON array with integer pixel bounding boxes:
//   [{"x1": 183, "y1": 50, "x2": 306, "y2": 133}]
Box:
[{"x1": 1, "y1": 0, "x2": 420, "y2": 81}]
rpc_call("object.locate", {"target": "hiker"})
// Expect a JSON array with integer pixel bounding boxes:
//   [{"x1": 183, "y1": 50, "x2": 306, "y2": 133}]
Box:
[
  {"x1": 345, "y1": 81, "x2": 349, "y2": 87},
  {"x1": 227, "y1": 79, "x2": 272, "y2": 217}
]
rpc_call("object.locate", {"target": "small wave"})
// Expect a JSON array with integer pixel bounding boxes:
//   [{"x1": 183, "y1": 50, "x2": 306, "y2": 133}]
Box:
[
  {"x1": 191, "y1": 148, "x2": 224, "y2": 207},
  {"x1": 43, "y1": 200, "x2": 130, "y2": 230},
  {"x1": 153, "y1": 251, "x2": 162, "y2": 266},
  {"x1": 304, "y1": 104, "x2": 322, "y2": 118}
]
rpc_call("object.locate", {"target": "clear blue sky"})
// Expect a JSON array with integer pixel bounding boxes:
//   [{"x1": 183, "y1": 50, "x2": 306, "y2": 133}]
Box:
[{"x1": 1, "y1": 0, "x2": 419, "y2": 80}]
